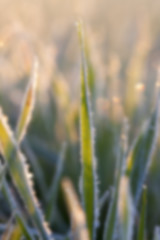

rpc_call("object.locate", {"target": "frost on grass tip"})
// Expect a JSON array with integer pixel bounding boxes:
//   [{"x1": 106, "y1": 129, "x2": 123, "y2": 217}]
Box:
[{"x1": 16, "y1": 58, "x2": 38, "y2": 144}]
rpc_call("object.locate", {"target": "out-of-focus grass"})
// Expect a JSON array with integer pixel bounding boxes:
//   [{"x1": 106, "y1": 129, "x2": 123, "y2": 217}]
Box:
[{"x1": 0, "y1": 0, "x2": 160, "y2": 239}]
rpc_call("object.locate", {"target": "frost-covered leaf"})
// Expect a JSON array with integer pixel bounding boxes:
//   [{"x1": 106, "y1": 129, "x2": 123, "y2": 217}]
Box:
[
  {"x1": 16, "y1": 58, "x2": 38, "y2": 143},
  {"x1": 77, "y1": 22, "x2": 99, "y2": 240},
  {"x1": 0, "y1": 108, "x2": 53, "y2": 240}
]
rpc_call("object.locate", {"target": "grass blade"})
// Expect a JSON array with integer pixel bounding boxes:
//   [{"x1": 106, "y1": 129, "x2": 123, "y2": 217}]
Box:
[
  {"x1": 16, "y1": 58, "x2": 38, "y2": 143},
  {"x1": 84, "y1": 40, "x2": 96, "y2": 106},
  {"x1": 46, "y1": 143, "x2": 66, "y2": 222},
  {"x1": 0, "y1": 143, "x2": 33, "y2": 240},
  {"x1": 137, "y1": 186, "x2": 147, "y2": 240},
  {"x1": 62, "y1": 178, "x2": 89, "y2": 240},
  {"x1": 154, "y1": 227, "x2": 160, "y2": 240},
  {"x1": 103, "y1": 149, "x2": 123, "y2": 240},
  {"x1": 126, "y1": 93, "x2": 160, "y2": 205},
  {"x1": 0, "y1": 109, "x2": 15, "y2": 155},
  {"x1": 2, "y1": 180, "x2": 34, "y2": 240},
  {"x1": 103, "y1": 119, "x2": 129, "y2": 240},
  {"x1": 118, "y1": 175, "x2": 134, "y2": 240},
  {"x1": 23, "y1": 140, "x2": 47, "y2": 200},
  {"x1": 0, "y1": 109, "x2": 53, "y2": 240},
  {"x1": 77, "y1": 22, "x2": 99, "y2": 240}
]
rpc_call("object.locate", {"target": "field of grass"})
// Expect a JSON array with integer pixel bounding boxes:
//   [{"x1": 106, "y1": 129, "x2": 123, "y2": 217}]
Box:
[{"x1": 1, "y1": 0, "x2": 160, "y2": 239}]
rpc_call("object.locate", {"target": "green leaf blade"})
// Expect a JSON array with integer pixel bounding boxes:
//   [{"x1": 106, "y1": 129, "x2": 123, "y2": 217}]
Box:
[
  {"x1": 78, "y1": 22, "x2": 99, "y2": 240},
  {"x1": 16, "y1": 58, "x2": 38, "y2": 143},
  {"x1": 137, "y1": 186, "x2": 147, "y2": 240},
  {"x1": 0, "y1": 109, "x2": 53, "y2": 240}
]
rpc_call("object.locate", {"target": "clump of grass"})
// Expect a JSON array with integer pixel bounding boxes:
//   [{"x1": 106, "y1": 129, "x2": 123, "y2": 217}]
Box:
[
  {"x1": 0, "y1": 59, "x2": 52, "y2": 240},
  {"x1": 0, "y1": 23, "x2": 160, "y2": 240}
]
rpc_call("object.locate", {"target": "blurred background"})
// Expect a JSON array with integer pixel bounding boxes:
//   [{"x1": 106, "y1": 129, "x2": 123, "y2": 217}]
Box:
[{"x1": 1, "y1": 0, "x2": 160, "y2": 238}]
